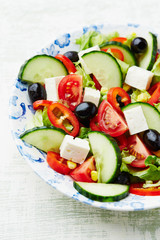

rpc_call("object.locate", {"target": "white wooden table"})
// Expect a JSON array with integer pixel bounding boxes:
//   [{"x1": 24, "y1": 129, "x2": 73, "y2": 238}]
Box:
[{"x1": 1, "y1": 0, "x2": 160, "y2": 239}]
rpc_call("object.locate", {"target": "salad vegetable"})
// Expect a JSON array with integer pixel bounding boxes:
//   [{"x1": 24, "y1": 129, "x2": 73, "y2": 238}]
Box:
[{"x1": 19, "y1": 28, "x2": 160, "y2": 202}]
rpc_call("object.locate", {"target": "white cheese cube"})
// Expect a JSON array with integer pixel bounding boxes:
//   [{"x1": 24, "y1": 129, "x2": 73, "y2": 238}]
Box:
[
  {"x1": 83, "y1": 87, "x2": 100, "y2": 106},
  {"x1": 45, "y1": 76, "x2": 64, "y2": 101},
  {"x1": 60, "y1": 135, "x2": 90, "y2": 164},
  {"x1": 123, "y1": 106, "x2": 149, "y2": 135},
  {"x1": 125, "y1": 66, "x2": 154, "y2": 90},
  {"x1": 78, "y1": 45, "x2": 100, "y2": 74}
]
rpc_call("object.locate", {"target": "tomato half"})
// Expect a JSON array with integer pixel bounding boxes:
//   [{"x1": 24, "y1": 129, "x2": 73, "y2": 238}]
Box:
[
  {"x1": 110, "y1": 37, "x2": 127, "y2": 43},
  {"x1": 128, "y1": 135, "x2": 152, "y2": 168},
  {"x1": 129, "y1": 183, "x2": 160, "y2": 196},
  {"x1": 70, "y1": 156, "x2": 96, "y2": 182},
  {"x1": 115, "y1": 134, "x2": 128, "y2": 151},
  {"x1": 107, "y1": 87, "x2": 131, "y2": 115},
  {"x1": 98, "y1": 100, "x2": 128, "y2": 137},
  {"x1": 33, "y1": 100, "x2": 53, "y2": 110},
  {"x1": 101, "y1": 48, "x2": 124, "y2": 61},
  {"x1": 148, "y1": 82, "x2": 160, "y2": 105},
  {"x1": 47, "y1": 102, "x2": 79, "y2": 137},
  {"x1": 90, "y1": 115, "x2": 101, "y2": 131},
  {"x1": 55, "y1": 54, "x2": 77, "y2": 73},
  {"x1": 47, "y1": 151, "x2": 71, "y2": 175},
  {"x1": 58, "y1": 74, "x2": 83, "y2": 111},
  {"x1": 92, "y1": 75, "x2": 102, "y2": 90}
]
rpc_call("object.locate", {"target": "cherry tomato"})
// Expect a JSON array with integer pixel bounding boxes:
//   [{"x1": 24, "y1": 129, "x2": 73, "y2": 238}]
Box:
[
  {"x1": 129, "y1": 183, "x2": 160, "y2": 196},
  {"x1": 110, "y1": 37, "x2": 127, "y2": 43},
  {"x1": 55, "y1": 54, "x2": 77, "y2": 73},
  {"x1": 148, "y1": 82, "x2": 160, "y2": 105},
  {"x1": 47, "y1": 102, "x2": 79, "y2": 137},
  {"x1": 33, "y1": 100, "x2": 53, "y2": 110},
  {"x1": 91, "y1": 74, "x2": 102, "y2": 90},
  {"x1": 115, "y1": 134, "x2": 128, "y2": 151},
  {"x1": 58, "y1": 74, "x2": 83, "y2": 111},
  {"x1": 127, "y1": 135, "x2": 152, "y2": 168},
  {"x1": 70, "y1": 156, "x2": 96, "y2": 182},
  {"x1": 47, "y1": 151, "x2": 71, "y2": 175},
  {"x1": 98, "y1": 100, "x2": 128, "y2": 137},
  {"x1": 101, "y1": 48, "x2": 124, "y2": 61},
  {"x1": 107, "y1": 87, "x2": 131, "y2": 115},
  {"x1": 90, "y1": 115, "x2": 101, "y2": 131}
]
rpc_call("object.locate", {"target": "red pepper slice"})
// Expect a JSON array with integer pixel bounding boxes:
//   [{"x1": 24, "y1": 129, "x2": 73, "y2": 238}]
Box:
[
  {"x1": 101, "y1": 48, "x2": 124, "y2": 61},
  {"x1": 148, "y1": 82, "x2": 160, "y2": 105},
  {"x1": 129, "y1": 183, "x2": 160, "y2": 196},
  {"x1": 55, "y1": 54, "x2": 77, "y2": 73},
  {"x1": 110, "y1": 37, "x2": 127, "y2": 43},
  {"x1": 47, "y1": 151, "x2": 71, "y2": 175},
  {"x1": 107, "y1": 87, "x2": 131, "y2": 115},
  {"x1": 47, "y1": 102, "x2": 79, "y2": 137},
  {"x1": 92, "y1": 75, "x2": 102, "y2": 90},
  {"x1": 33, "y1": 100, "x2": 54, "y2": 110}
]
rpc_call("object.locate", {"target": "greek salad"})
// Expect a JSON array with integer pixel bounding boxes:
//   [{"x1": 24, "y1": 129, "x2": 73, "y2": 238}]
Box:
[{"x1": 19, "y1": 29, "x2": 160, "y2": 202}]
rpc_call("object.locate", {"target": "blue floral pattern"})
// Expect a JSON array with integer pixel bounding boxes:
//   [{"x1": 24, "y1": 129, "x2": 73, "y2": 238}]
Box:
[{"x1": 9, "y1": 24, "x2": 160, "y2": 211}]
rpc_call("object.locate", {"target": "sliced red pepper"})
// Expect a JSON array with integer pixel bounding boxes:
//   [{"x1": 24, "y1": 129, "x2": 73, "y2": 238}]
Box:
[
  {"x1": 101, "y1": 48, "x2": 124, "y2": 61},
  {"x1": 33, "y1": 100, "x2": 54, "y2": 110},
  {"x1": 110, "y1": 37, "x2": 127, "y2": 43},
  {"x1": 107, "y1": 87, "x2": 131, "y2": 115},
  {"x1": 47, "y1": 151, "x2": 71, "y2": 175},
  {"x1": 55, "y1": 54, "x2": 77, "y2": 73},
  {"x1": 148, "y1": 82, "x2": 160, "y2": 105},
  {"x1": 129, "y1": 183, "x2": 160, "y2": 196},
  {"x1": 92, "y1": 75, "x2": 102, "y2": 90},
  {"x1": 47, "y1": 102, "x2": 79, "y2": 137}
]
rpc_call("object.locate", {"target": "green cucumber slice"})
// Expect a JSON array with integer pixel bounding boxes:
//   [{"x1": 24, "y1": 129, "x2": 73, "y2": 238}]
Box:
[
  {"x1": 88, "y1": 131, "x2": 121, "y2": 183},
  {"x1": 20, "y1": 126, "x2": 66, "y2": 153},
  {"x1": 138, "y1": 32, "x2": 157, "y2": 70},
  {"x1": 82, "y1": 51, "x2": 123, "y2": 88},
  {"x1": 122, "y1": 102, "x2": 160, "y2": 133},
  {"x1": 74, "y1": 182, "x2": 129, "y2": 202},
  {"x1": 100, "y1": 41, "x2": 137, "y2": 66},
  {"x1": 18, "y1": 55, "x2": 68, "y2": 84}
]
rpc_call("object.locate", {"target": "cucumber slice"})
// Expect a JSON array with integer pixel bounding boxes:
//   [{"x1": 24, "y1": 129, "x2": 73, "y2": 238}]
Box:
[
  {"x1": 20, "y1": 126, "x2": 66, "y2": 153},
  {"x1": 82, "y1": 51, "x2": 123, "y2": 88},
  {"x1": 18, "y1": 55, "x2": 68, "y2": 84},
  {"x1": 138, "y1": 32, "x2": 157, "y2": 70},
  {"x1": 122, "y1": 102, "x2": 160, "y2": 133},
  {"x1": 100, "y1": 41, "x2": 137, "y2": 66},
  {"x1": 74, "y1": 182, "x2": 129, "y2": 202},
  {"x1": 88, "y1": 131, "x2": 121, "y2": 183}
]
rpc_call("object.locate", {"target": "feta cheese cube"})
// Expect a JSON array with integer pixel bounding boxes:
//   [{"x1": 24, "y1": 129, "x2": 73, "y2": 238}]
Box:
[
  {"x1": 60, "y1": 135, "x2": 90, "y2": 164},
  {"x1": 83, "y1": 87, "x2": 100, "y2": 106},
  {"x1": 123, "y1": 106, "x2": 149, "y2": 135},
  {"x1": 125, "y1": 66, "x2": 154, "y2": 90},
  {"x1": 45, "y1": 76, "x2": 64, "y2": 101},
  {"x1": 78, "y1": 45, "x2": 100, "y2": 74}
]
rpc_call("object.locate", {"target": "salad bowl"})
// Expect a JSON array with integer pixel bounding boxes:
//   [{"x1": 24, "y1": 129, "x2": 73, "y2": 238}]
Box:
[{"x1": 9, "y1": 23, "x2": 160, "y2": 211}]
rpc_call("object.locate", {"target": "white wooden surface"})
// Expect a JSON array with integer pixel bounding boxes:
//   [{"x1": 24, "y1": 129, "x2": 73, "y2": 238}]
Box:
[{"x1": 1, "y1": 0, "x2": 160, "y2": 239}]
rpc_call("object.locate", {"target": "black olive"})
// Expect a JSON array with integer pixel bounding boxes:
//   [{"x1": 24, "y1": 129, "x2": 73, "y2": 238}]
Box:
[
  {"x1": 143, "y1": 129, "x2": 160, "y2": 151},
  {"x1": 116, "y1": 95, "x2": 125, "y2": 108},
  {"x1": 131, "y1": 37, "x2": 148, "y2": 53},
  {"x1": 63, "y1": 51, "x2": 79, "y2": 62},
  {"x1": 74, "y1": 102, "x2": 98, "y2": 127},
  {"x1": 114, "y1": 172, "x2": 130, "y2": 185},
  {"x1": 28, "y1": 83, "x2": 47, "y2": 104}
]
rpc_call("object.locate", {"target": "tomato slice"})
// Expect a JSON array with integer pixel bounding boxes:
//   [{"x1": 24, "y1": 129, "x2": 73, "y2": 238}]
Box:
[
  {"x1": 110, "y1": 37, "x2": 127, "y2": 43},
  {"x1": 115, "y1": 134, "x2": 128, "y2": 151},
  {"x1": 58, "y1": 74, "x2": 83, "y2": 111},
  {"x1": 91, "y1": 74, "x2": 102, "y2": 90},
  {"x1": 128, "y1": 135, "x2": 152, "y2": 168},
  {"x1": 107, "y1": 87, "x2": 131, "y2": 115},
  {"x1": 33, "y1": 100, "x2": 53, "y2": 110},
  {"x1": 55, "y1": 54, "x2": 77, "y2": 73},
  {"x1": 148, "y1": 82, "x2": 160, "y2": 105},
  {"x1": 98, "y1": 100, "x2": 128, "y2": 137},
  {"x1": 90, "y1": 115, "x2": 101, "y2": 131},
  {"x1": 101, "y1": 48, "x2": 124, "y2": 61},
  {"x1": 129, "y1": 183, "x2": 160, "y2": 196},
  {"x1": 70, "y1": 156, "x2": 96, "y2": 182},
  {"x1": 47, "y1": 102, "x2": 79, "y2": 137},
  {"x1": 47, "y1": 151, "x2": 71, "y2": 175}
]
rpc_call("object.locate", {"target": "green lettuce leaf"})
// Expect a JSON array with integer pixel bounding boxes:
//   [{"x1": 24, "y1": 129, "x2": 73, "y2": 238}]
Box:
[
  {"x1": 131, "y1": 89, "x2": 151, "y2": 103},
  {"x1": 26, "y1": 109, "x2": 44, "y2": 130},
  {"x1": 78, "y1": 127, "x2": 91, "y2": 139},
  {"x1": 154, "y1": 103, "x2": 160, "y2": 112},
  {"x1": 42, "y1": 107, "x2": 53, "y2": 127},
  {"x1": 75, "y1": 65, "x2": 95, "y2": 88},
  {"x1": 123, "y1": 32, "x2": 137, "y2": 47},
  {"x1": 121, "y1": 149, "x2": 136, "y2": 164}
]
